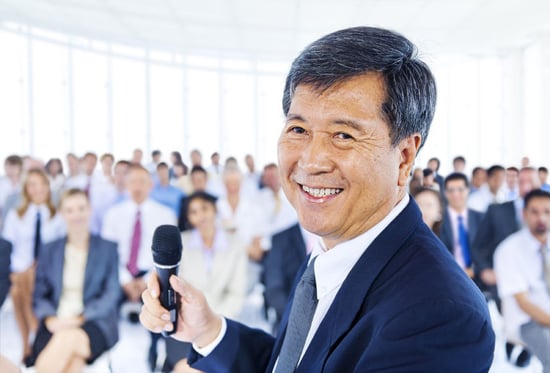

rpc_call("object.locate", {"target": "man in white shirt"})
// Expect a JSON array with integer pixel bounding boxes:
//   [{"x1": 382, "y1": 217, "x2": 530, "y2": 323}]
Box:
[
  {"x1": 468, "y1": 165, "x2": 507, "y2": 213},
  {"x1": 140, "y1": 26, "x2": 494, "y2": 372},
  {"x1": 494, "y1": 189, "x2": 550, "y2": 373},
  {"x1": 102, "y1": 164, "x2": 176, "y2": 371}
]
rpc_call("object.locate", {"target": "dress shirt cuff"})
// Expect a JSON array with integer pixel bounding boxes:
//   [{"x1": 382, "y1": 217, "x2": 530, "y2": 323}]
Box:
[{"x1": 192, "y1": 316, "x2": 227, "y2": 357}]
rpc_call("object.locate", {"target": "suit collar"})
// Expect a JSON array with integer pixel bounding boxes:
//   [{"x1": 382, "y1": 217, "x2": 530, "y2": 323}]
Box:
[
  {"x1": 268, "y1": 196, "x2": 422, "y2": 371},
  {"x1": 298, "y1": 197, "x2": 421, "y2": 370}
]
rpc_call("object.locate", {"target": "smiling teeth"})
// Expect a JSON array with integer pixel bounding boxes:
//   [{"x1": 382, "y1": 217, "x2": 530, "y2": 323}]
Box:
[{"x1": 302, "y1": 185, "x2": 342, "y2": 198}]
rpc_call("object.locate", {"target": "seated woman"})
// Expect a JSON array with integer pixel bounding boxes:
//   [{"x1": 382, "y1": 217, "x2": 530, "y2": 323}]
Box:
[
  {"x1": 2, "y1": 168, "x2": 65, "y2": 359},
  {"x1": 27, "y1": 189, "x2": 120, "y2": 373},
  {"x1": 164, "y1": 191, "x2": 248, "y2": 373}
]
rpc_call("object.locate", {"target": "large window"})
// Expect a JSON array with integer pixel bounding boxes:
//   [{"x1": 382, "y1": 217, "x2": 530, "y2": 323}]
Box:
[{"x1": 0, "y1": 23, "x2": 548, "y2": 172}]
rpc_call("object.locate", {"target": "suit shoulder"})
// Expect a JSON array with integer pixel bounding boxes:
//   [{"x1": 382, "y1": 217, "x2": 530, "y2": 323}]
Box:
[{"x1": 0, "y1": 237, "x2": 11, "y2": 251}]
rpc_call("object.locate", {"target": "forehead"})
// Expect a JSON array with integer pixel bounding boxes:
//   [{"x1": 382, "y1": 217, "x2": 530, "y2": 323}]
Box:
[
  {"x1": 289, "y1": 73, "x2": 387, "y2": 118},
  {"x1": 526, "y1": 197, "x2": 550, "y2": 209},
  {"x1": 447, "y1": 179, "x2": 467, "y2": 188}
]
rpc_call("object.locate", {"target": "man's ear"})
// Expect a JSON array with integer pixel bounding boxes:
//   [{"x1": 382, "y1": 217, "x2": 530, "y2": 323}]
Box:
[{"x1": 398, "y1": 134, "x2": 421, "y2": 187}]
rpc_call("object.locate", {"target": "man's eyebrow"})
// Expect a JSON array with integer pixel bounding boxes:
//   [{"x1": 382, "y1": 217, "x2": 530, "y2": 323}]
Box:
[
  {"x1": 285, "y1": 113, "x2": 304, "y2": 122},
  {"x1": 331, "y1": 119, "x2": 365, "y2": 132}
]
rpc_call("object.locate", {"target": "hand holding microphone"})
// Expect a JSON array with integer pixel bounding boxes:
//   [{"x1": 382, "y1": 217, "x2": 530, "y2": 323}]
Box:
[{"x1": 142, "y1": 225, "x2": 222, "y2": 346}]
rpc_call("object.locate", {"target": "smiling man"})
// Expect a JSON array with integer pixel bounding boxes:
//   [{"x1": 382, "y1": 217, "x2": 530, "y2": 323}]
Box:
[{"x1": 140, "y1": 26, "x2": 495, "y2": 372}]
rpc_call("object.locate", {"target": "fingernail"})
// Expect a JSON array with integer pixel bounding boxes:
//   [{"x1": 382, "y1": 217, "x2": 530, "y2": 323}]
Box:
[
  {"x1": 161, "y1": 313, "x2": 170, "y2": 321},
  {"x1": 150, "y1": 289, "x2": 158, "y2": 298},
  {"x1": 163, "y1": 324, "x2": 173, "y2": 331}
]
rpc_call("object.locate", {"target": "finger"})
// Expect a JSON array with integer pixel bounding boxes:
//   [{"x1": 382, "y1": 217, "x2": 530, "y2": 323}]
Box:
[
  {"x1": 169, "y1": 275, "x2": 198, "y2": 303},
  {"x1": 147, "y1": 270, "x2": 161, "y2": 298},
  {"x1": 141, "y1": 285, "x2": 172, "y2": 324},
  {"x1": 139, "y1": 304, "x2": 169, "y2": 334}
]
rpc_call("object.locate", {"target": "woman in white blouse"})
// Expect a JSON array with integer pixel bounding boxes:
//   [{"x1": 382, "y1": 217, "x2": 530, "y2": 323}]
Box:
[
  {"x1": 164, "y1": 191, "x2": 247, "y2": 373},
  {"x1": 2, "y1": 168, "x2": 64, "y2": 360}
]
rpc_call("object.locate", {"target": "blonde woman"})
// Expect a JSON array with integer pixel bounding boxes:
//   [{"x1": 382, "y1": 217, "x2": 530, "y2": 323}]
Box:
[
  {"x1": 26, "y1": 189, "x2": 120, "y2": 372},
  {"x1": 2, "y1": 168, "x2": 64, "y2": 359}
]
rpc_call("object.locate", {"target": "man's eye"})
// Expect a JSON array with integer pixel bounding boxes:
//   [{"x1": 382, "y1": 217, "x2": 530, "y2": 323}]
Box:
[
  {"x1": 290, "y1": 126, "x2": 306, "y2": 134},
  {"x1": 335, "y1": 132, "x2": 353, "y2": 140}
]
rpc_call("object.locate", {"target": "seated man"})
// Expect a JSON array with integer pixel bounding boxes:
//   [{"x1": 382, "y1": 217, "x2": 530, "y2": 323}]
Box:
[{"x1": 495, "y1": 189, "x2": 550, "y2": 373}]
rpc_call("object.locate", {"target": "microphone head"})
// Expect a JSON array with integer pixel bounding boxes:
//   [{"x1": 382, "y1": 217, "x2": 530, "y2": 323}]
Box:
[{"x1": 152, "y1": 225, "x2": 182, "y2": 266}]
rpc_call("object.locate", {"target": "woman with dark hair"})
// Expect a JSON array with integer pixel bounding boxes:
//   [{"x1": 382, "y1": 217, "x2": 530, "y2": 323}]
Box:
[
  {"x1": 412, "y1": 187, "x2": 444, "y2": 236},
  {"x1": 164, "y1": 191, "x2": 247, "y2": 373},
  {"x1": 27, "y1": 189, "x2": 120, "y2": 372},
  {"x1": 44, "y1": 158, "x2": 65, "y2": 205},
  {"x1": 2, "y1": 168, "x2": 64, "y2": 360},
  {"x1": 169, "y1": 151, "x2": 184, "y2": 181}
]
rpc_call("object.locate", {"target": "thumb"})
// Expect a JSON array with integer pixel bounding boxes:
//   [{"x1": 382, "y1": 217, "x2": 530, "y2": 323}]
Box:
[{"x1": 169, "y1": 275, "x2": 198, "y2": 303}]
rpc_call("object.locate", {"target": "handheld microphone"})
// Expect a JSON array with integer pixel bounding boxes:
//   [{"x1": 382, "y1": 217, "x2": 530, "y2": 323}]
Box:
[{"x1": 151, "y1": 224, "x2": 182, "y2": 337}]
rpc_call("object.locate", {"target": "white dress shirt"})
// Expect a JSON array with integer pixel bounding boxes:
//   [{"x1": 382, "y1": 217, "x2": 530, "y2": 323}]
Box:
[
  {"x1": 467, "y1": 184, "x2": 506, "y2": 213},
  {"x1": 494, "y1": 228, "x2": 550, "y2": 342},
  {"x1": 101, "y1": 198, "x2": 177, "y2": 285},
  {"x1": 2, "y1": 204, "x2": 65, "y2": 272},
  {"x1": 195, "y1": 194, "x2": 410, "y2": 364}
]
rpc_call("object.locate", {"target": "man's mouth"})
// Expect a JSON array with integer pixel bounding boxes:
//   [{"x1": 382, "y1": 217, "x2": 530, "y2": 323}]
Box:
[{"x1": 301, "y1": 185, "x2": 343, "y2": 198}]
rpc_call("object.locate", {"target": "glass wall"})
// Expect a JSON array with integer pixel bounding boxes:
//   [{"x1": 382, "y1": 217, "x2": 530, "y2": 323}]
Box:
[{"x1": 0, "y1": 23, "x2": 548, "y2": 173}]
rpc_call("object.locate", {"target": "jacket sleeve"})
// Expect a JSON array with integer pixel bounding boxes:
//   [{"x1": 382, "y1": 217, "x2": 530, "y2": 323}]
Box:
[
  {"x1": 188, "y1": 319, "x2": 275, "y2": 372},
  {"x1": 33, "y1": 244, "x2": 58, "y2": 321}
]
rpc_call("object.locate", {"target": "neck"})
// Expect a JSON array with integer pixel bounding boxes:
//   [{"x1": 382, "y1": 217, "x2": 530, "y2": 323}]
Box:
[
  {"x1": 200, "y1": 227, "x2": 216, "y2": 248},
  {"x1": 450, "y1": 206, "x2": 466, "y2": 214},
  {"x1": 67, "y1": 230, "x2": 90, "y2": 248}
]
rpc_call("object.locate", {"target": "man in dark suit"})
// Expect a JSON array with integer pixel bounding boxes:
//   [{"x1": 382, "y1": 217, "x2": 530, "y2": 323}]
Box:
[
  {"x1": 263, "y1": 223, "x2": 311, "y2": 331},
  {"x1": 0, "y1": 237, "x2": 11, "y2": 308},
  {"x1": 141, "y1": 26, "x2": 495, "y2": 372},
  {"x1": 472, "y1": 166, "x2": 540, "y2": 367},
  {"x1": 438, "y1": 172, "x2": 484, "y2": 279}
]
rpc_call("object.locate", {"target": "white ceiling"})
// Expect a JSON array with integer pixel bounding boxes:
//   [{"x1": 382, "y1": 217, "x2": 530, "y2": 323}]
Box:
[{"x1": 0, "y1": 0, "x2": 549, "y2": 59}]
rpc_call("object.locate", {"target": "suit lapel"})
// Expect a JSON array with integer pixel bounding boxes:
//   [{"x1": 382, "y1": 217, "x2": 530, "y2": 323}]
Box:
[
  {"x1": 52, "y1": 238, "x2": 67, "y2": 304},
  {"x1": 297, "y1": 198, "x2": 422, "y2": 371},
  {"x1": 83, "y1": 236, "x2": 99, "y2": 301}
]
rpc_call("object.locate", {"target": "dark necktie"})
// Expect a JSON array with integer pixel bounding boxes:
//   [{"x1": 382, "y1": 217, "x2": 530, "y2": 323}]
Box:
[
  {"x1": 457, "y1": 215, "x2": 471, "y2": 268},
  {"x1": 127, "y1": 210, "x2": 142, "y2": 277},
  {"x1": 540, "y1": 244, "x2": 550, "y2": 293},
  {"x1": 275, "y1": 257, "x2": 318, "y2": 372},
  {"x1": 33, "y1": 211, "x2": 41, "y2": 259}
]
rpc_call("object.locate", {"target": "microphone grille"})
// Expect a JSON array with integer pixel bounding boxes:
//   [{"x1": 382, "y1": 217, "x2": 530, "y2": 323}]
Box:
[{"x1": 152, "y1": 225, "x2": 182, "y2": 265}]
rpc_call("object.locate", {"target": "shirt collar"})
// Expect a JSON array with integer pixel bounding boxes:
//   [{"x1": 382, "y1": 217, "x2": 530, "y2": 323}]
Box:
[
  {"x1": 310, "y1": 194, "x2": 410, "y2": 300},
  {"x1": 519, "y1": 228, "x2": 549, "y2": 253},
  {"x1": 189, "y1": 228, "x2": 229, "y2": 252}
]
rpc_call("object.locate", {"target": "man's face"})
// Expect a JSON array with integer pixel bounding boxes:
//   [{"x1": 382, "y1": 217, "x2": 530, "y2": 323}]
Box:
[
  {"x1": 126, "y1": 168, "x2": 152, "y2": 204},
  {"x1": 158, "y1": 167, "x2": 169, "y2": 184},
  {"x1": 428, "y1": 159, "x2": 438, "y2": 172},
  {"x1": 278, "y1": 73, "x2": 418, "y2": 248},
  {"x1": 472, "y1": 169, "x2": 487, "y2": 188},
  {"x1": 539, "y1": 170, "x2": 548, "y2": 185},
  {"x1": 506, "y1": 169, "x2": 518, "y2": 189},
  {"x1": 191, "y1": 172, "x2": 207, "y2": 192},
  {"x1": 523, "y1": 197, "x2": 550, "y2": 237},
  {"x1": 262, "y1": 167, "x2": 280, "y2": 192},
  {"x1": 487, "y1": 170, "x2": 505, "y2": 193},
  {"x1": 84, "y1": 155, "x2": 97, "y2": 175},
  {"x1": 445, "y1": 179, "x2": 469, "y2": 211},
  {"x1": 453, "y1": 160, "x2": 465, "y2": 172},
  {"x1": 245, "y1": 155, "x2": 254, "y2": 171},
  {"x1": 519, "y1": 169, "x2": 540, "y2": 198}
]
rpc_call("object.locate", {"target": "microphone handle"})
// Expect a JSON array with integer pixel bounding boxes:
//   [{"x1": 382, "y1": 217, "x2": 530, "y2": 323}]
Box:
[{"x1": 155, "y1": 264, "x2": 179, "y2": 337}]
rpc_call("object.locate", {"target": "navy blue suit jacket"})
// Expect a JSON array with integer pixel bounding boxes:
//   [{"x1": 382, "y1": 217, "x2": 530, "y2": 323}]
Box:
[
  {"x1": 263, "y1": 223, "x2": 307, "y2": 326},
  {"x1": 438, "y1": 208, "x2": 484, "y2": 260},
  {"x1": 33, "y1": 235, "x2": 121, "y2": 348},
  {"x1": 188, "y1": 198, "x2": 495, "y2": 372},
  {"x1": 0, "y1": 237, "x2": 11, "y2": 308},
  {"x1": 471, "y1": 201, "x2": 518, "y2": 273}
]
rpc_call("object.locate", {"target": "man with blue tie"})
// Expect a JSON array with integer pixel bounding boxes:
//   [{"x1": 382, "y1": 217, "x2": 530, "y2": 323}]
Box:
[
  {"x1": 140, "y1": 26, "x2": 495, "y2": 372},
  {"x1": 438, "y1": 172, "x2": 484, "y2": 279}
]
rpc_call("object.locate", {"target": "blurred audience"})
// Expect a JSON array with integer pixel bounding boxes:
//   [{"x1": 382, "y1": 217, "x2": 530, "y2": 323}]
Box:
[
  {"x1": 468, "y1": 165, "x2": 506, "y2": 213},
  {"x1": 412, "y1": 187, "x2": 443, "y2": 235}
]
